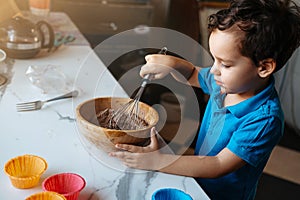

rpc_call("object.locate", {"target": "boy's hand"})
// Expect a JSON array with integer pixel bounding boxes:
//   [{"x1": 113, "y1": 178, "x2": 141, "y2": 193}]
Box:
[
  {"x1": 141, "y1": 54, "x2": 196, "y2": 83},
  {"x1": 140, "y1": 54, "x2": 176, "y2": 80},
  {"x1": 109, "y1": 127, "x2": 163, "y2": 170},
  {"x1": 113, "y1": 127, "x2": 159, "y2": 153}
]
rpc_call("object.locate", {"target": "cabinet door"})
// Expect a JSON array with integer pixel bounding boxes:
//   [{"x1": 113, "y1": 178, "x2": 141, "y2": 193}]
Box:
[{"x1": 52, "y1": 0, "x2": 153, "y2": 35}]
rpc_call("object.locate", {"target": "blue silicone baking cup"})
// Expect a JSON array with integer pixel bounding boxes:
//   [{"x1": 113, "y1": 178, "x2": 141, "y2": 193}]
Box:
[{"x1": 152, "y1": 188, "x2": 193, "y2": 200}]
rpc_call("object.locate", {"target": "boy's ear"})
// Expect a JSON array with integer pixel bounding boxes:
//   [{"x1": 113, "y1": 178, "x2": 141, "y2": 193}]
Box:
[{"x1": 257, "y1": 58, "x2": 276, "y2": 78}]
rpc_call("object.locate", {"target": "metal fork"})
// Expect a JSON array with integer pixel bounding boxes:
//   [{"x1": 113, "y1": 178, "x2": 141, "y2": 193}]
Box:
[{"x1": 16, "y1": 90, "x2": 79, "y2": 112}]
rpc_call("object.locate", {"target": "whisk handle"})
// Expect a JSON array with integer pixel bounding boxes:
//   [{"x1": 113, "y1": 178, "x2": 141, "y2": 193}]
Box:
[
  {"x1": 141, "y1": 47, "x2": 168, "y2": 87},
  {"x1": 141, "y1": 74, "x2": 154, "y2": 87}
]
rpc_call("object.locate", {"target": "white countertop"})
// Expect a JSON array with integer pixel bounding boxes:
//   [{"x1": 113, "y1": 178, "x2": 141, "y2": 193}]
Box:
[{"x1": 0, "y1": 46, "x2": 209, "y2": 200}]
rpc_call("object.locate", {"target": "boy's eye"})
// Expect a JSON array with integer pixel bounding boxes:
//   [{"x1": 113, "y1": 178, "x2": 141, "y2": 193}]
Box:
[{"x1": 221, "y1": 63, "x2": 230, "y2": 68}]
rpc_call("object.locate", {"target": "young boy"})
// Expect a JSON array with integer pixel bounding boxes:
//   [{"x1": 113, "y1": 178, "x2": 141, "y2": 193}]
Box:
[{"x1": 110, "y1": 0, "x2": 300, "y2": 199}]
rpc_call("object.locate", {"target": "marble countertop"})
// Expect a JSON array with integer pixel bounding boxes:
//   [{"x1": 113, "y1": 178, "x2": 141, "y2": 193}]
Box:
[{"x1": 0, "y1": 45, "x2": 209, "y2": 200}]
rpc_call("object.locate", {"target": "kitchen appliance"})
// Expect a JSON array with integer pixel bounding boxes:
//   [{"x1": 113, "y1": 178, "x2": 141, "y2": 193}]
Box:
[{"x1": 0, "y1": 16, "x2": 54, "y2": 59}]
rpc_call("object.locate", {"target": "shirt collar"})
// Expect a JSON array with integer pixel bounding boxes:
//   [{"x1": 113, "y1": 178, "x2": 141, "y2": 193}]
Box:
[{"x1": 226, "y1": 76, "x2": 276, "y2": 118}]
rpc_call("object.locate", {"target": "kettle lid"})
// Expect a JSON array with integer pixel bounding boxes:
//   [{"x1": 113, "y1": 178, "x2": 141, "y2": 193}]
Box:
[{"x1": 0, "y1": 16, "x2": 37, "y2": 37}]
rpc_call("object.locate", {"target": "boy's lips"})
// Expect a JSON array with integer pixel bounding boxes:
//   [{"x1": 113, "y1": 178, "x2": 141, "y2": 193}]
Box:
[{"x1": 215, "y1": 79, "x2": 223, "y2": 86}]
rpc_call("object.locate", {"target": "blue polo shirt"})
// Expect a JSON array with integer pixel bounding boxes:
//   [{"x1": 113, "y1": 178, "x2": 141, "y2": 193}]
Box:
[{"x1": 195, "y1": 67, "x2": 284, "y2": 200}]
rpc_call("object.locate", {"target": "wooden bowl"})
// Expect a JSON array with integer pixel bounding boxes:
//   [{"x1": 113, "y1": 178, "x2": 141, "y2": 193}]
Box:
[{"x1": 76, "y1": 97, "x2": 159, "y2": 152}]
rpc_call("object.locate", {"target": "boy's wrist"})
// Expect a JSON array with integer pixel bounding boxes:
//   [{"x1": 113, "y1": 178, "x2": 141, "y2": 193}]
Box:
[
  {"x1": 187, "y1": 67, "x2": 196, "y2": 80},
  {"x1": 172, "y1": 60, "x2": 196, "y2": 82}
]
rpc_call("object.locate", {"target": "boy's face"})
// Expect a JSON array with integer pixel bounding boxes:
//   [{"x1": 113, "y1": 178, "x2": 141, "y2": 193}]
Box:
[{"x1": 208, "y1": 29, "x2": 263, "y2": 96}]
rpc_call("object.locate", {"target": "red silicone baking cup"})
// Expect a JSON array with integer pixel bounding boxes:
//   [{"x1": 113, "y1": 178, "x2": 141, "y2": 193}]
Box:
[{"x1": 42, "y1": 173, "x2": 85, "y2": 200}]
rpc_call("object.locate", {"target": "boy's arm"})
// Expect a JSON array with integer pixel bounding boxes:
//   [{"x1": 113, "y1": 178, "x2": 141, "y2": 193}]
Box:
[
  {"x1": 166, "y1": 56, "x2": 200, "y2": 88},
  {"x1": 110, "y1": 131, "x2": 246, "y2": 178},
  {"x1": 159, "y1": 148, "x2": 246, "y2": 178},
  {"x1": 141, "y1": 54, "x2": 201, "y2": 87},
  {"x1": 185, "y1": 66, "x2": 201, "y2": 88}
]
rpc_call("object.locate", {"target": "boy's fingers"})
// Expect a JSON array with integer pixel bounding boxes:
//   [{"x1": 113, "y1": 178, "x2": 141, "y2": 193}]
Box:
[
  {"x1": 109, "y1": 151, "x2": 126, "y2": 158},
  {"x1": 145, "y1": 55, "x2": 151, "y2": 62},
  {"x1": 150, "y1": 127, "x2": 159, "y2": 148},
  {"x1": 150, "y1": 127, "x2": 157, "y2": 135},
  {"x1": 115, "y1": 143, "x2": 143, "y2": 153},
  {"x1": 115, "y1": 143, "x2": 130, "y2": 150}
]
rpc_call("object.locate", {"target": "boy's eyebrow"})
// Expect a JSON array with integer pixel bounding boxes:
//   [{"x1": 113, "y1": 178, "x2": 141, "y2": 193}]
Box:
[
  {"x1": 213, "y1": 55, "x2": 234, "y2": 63},
  {"x1": 209, "y1": 47, "x2": 235, "y2": 63}
]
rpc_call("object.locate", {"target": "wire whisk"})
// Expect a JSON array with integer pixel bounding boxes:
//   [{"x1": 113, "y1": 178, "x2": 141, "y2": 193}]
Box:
[{"x1": 98, "y1": 47, "x2": 168, "y2": 130}]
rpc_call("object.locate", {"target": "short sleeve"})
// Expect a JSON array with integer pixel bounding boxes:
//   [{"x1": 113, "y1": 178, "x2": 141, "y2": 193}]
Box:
[
  {"x1": 198, "y1": 67, "x2": 214, "y2": 95},
  {"x1": 227, "y1": 113, "x2": 283, "y2": 167}
]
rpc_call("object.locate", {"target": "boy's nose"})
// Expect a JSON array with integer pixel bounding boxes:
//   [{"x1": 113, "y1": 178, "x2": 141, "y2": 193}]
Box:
[{"x1": 210, "y1": 62, "x2": 221, "y2": 75}]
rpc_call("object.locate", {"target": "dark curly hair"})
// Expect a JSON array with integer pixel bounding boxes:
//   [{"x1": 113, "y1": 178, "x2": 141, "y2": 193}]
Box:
[{"x1": 208, "y1": 0, "x2": 300, "y2": 71}]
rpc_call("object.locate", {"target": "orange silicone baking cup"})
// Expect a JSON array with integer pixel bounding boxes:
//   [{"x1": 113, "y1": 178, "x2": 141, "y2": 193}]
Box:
[
  {"x1": 4, "y1": 154, "x2": 48, "y2": 189},
  {"x1": 26, "y1": 191, "x2": 67, "y2": 200}
]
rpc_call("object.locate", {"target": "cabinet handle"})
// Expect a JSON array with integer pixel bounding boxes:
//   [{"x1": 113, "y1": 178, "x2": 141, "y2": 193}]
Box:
[{"x1": 100, "y1": 22, "x2": 118, "y2": 31}]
